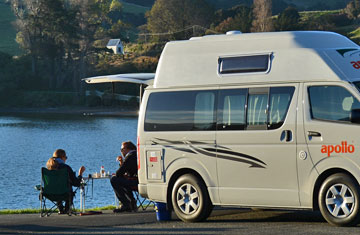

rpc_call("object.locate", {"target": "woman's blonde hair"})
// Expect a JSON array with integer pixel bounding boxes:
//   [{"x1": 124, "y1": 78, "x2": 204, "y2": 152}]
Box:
[
  {"x1": 46, "y1": 149, "x2": 66, "y2": 170},
  {"x1": 46, "y1": 157, "x2": 59, "y2": 170}
]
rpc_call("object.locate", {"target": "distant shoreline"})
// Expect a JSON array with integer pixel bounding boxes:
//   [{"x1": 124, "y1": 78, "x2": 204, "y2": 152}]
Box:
[{"x1": 0, "y1": 107, "x2": 139, "y2": 117}]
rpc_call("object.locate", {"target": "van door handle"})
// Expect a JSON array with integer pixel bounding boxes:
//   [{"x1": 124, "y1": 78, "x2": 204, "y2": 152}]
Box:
[
  {"x1": 280, "y1": 130, "x2": 292, "y2": 142},
  {"x1": 308, "y1": 131, "x2": 321, "y2": 137}
]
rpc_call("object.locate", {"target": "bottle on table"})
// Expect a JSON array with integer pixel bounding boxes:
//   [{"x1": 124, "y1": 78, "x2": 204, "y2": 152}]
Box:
[{"x1": 100, "y1": 166, "x2": 105, "y2": 177}]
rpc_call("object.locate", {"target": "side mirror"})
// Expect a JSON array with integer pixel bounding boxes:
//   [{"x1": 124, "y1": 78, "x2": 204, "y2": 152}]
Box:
[{"x1": 350, "y1": 109, "x2": 360, "y2": 124}]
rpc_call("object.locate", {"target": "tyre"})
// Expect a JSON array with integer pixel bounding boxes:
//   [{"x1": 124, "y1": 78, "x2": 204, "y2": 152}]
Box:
[
  {"x1": 318, "y1": 173, "x2": 360, "y2": 226},
  {"x1": 171, "y1": 174, "x2": 212, "y2": 222}
]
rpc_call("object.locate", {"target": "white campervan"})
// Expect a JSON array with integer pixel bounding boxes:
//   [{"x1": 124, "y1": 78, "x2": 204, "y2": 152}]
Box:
[
  {"x1": 136, "y1": 31, "x2": 360, "y2": 226},
  {"x1": 85, "y1": 31, "x2": 360, "y2": 226}
]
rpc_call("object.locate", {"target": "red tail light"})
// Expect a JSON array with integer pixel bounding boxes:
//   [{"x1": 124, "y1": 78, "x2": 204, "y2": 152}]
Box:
[{"x1": 137, "y1": 136, "x2": 140, "y2": 170}]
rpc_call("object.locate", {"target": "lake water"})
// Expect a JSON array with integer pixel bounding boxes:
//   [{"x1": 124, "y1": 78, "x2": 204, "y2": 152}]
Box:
[{"x1": 0, "y1": 113, "x2": 139, "y2": 210}]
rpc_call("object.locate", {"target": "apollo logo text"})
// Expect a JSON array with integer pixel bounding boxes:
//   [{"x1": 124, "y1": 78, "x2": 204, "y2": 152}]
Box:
[{"x1": 321, "y1": 141, "x2": 355, "y2": 157}]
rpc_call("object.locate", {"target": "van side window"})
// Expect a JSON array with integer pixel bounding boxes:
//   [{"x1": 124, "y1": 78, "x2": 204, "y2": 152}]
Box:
[
  {"x1": 308, "y1": 86, "x2": 360, "y2": 123},
  {"x1": 218, "y1": 86, "x2": 294, "y2": 131},
  {"x1": 247, "y1": 88, "x2": 269, "y2": 129},
  {"x1": 218, "y1": 54, "x2": 270, "y2": 74},
  {"x1": 217, "y1": 89, "x2": 247, "y2": 130},
  {"x1": 194, "y1": 92, "x2": 216, "y2": 130},
  {"x1": 144, "y1": 90, "x2": 217, "y2": 131},
  {"x1": 268, "y1": 87, "x2": 295, "y2": 129}
]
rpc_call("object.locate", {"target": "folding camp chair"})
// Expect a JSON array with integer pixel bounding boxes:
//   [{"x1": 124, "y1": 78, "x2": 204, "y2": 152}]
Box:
[
  {"x1": 39, "y1": 167, "x2": 74, "y2": 217},
  {"x1": 131, "y1": 185, "x2": 155, "y2": 211},
  {"x1": 114, "y1": 176, "x2": 155, "y2": 211}
]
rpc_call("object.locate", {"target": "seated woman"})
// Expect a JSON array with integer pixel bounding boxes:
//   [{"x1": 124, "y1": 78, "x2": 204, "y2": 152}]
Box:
[{"x1": 46, "y1": 149, "x2": 85, "y2": 214}]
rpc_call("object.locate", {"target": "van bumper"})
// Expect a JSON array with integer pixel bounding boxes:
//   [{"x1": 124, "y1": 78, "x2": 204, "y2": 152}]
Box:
[{"x1": 138, "y1": 183, "x2": 168, "y2": 202}]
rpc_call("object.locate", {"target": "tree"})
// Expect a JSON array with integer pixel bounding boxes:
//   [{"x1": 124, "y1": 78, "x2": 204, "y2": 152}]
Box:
[
  {"x1": 11, "y1": 0, "x2": 130, "y2": 92},
  {"x1": 70, "y1": 0, "x2": 130, "y2": 92},
  {"x1": 11, "y1": 0, "x2": 78, "y2": 89},
  {"x1": 345, "y1": 0, "x2": 360, "y2": 19},
  {"x1": 146, "y1": 0, "x2": 214, "y2": 41},
  {"x1": 274, "y1": 6, "x2": 300, "y2": 31},
  {"x1": 251, "y1": 0, "x2": 274, "y2": 32},
  {"x1": 214, "y1": 5, "x2": 253, "y2": 33},
  {"x1": 11, "y1": 0, "x2": 43, "y2": 75}
]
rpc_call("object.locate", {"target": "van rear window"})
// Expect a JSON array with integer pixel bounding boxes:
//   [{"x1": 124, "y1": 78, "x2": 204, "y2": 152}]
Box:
[
  {"x1": 144, "y1": 90, "x2": 217, "y2": 131},
  {"x1": 219, "y1": 54, "x2": 270, "y2": 74}
]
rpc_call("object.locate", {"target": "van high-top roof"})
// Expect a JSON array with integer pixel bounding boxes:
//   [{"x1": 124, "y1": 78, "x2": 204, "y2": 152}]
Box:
[{"x1": 153, "y1": 31, "x2": 360, "y2": 89}]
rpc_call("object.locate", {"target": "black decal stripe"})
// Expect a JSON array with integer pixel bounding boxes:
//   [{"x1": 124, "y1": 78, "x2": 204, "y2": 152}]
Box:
[
  {"x1": 203, "y1": 148, "x2": 266, "y2": 166},
  {"x1": 151, "y1": 138, "x2": 266, "y2": 168},
  {"x1": 190, "y1": 146, "x2": 217, "y2": 158},
  {"x1": 191, "y1": 146, "x2": 264, "y2": 168},
  {"x1": 216, "y1": 145, "x2": 231, "y2": 150},
  {"x1": 337, "y1": 49, "x2": 354, "y2": 57},
  {"x1": 154, "y1": 138, "x2": 184, "y2": 145},
  {"x1": 162, "y1": 145, "x2": 197, "y2": 154},
  {"x1": 188, "y1": 140, "x2": 212, "y2": 145},
  {"x1": 217, "y1": 154, "x2": 265, "y2": 168},
  {"x1": 154, "y1": 138, "x2": 211, "y2": 146}
]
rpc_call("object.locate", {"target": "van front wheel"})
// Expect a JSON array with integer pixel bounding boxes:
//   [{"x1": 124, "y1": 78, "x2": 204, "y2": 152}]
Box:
[
  {"x1": 171, "y1": 174, "x2": 212, "y2": 222},
  {"x1": 319, "y1": 173, "x2": 360, "y2": 226}
]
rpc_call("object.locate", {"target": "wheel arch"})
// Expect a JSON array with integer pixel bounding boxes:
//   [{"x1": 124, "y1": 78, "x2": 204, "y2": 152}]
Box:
[
  {"x1": 166, "y1": 168, "x2": 209, "y2": 211},
  {"x1": 312, "y1": 168, "x2": 358, "y2": 211}
]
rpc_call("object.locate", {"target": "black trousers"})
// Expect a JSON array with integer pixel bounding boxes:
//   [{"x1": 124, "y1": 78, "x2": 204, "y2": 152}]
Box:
[
  {"x1": 56, "y1": 192, "x2": 74, "y2": 212},
  {"x1": 110, "y1": 176, "x2": 138, "y2": 208}
]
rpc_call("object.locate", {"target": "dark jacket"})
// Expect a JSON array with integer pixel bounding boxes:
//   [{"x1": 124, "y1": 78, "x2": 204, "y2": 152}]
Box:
[
  {"x1": 57, "y1": 163, "x2": 82, "y2": 187},
  {"x1": 116, "y1": 150, "x2": 138, "y2": 178}
]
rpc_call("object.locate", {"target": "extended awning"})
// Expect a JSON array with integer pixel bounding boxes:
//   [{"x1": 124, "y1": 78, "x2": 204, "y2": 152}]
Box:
[
  {"x1": 83, "y1": 73, "x2": 155, "y2": 86},
  {"x1": 83, "y1": 73, "x2": 155, "y2": 103}
]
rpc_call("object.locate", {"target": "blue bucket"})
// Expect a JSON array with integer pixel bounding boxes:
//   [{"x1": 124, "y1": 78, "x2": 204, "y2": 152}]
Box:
[{"x1": 154, "y1": 202, "x2": 171, "y2": 221}]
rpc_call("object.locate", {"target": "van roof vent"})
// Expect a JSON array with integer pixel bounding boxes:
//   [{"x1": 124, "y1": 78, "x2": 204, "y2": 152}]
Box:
[
  {"x1": 226, "y1": 30, "x2": 242, "y2": 35},
  {"x1": 189, "y1": 36, "x2": 202, "y2": 41}
]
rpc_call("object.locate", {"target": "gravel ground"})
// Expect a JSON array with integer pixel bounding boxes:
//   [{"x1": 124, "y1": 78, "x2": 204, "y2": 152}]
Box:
[{"x1": 1, "y1": 208, "x2": 359, "y2": 235}]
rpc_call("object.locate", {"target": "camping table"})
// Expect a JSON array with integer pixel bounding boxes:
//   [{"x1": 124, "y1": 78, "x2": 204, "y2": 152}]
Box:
[{"x1": 80, "y1": 174, "x2": 113, "y2": 213}]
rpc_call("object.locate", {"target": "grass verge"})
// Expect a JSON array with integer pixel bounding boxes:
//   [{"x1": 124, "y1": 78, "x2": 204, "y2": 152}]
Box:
[
  {"x1": 0, "y1": 206, "x2": 117, "y2": 214},
  {"x1": 0, "y1": 204, "x2": 154, "y2": 214}
]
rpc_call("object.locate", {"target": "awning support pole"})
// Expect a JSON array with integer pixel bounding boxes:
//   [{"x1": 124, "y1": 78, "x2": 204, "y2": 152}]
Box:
[{"x1": 139, "y1": 84, "x2": 143, "y2": 105}]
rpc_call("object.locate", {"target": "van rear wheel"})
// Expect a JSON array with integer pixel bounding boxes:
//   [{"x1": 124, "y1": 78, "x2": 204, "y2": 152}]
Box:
[
  {"x1": 171, "y1": 174, "x2": 212, "y2": 222},
  {"x1": 318, "y1": 173, "x2": 360, "y2": 226}
]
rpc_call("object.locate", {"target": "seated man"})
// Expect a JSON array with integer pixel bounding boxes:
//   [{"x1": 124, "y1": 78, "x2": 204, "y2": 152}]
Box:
[
  {"x1": 46, "y1": 149, "x2": 85, "y2": 214},
  {"x1": 111, "y1": 141, "x2": 138, "y2": 213}
]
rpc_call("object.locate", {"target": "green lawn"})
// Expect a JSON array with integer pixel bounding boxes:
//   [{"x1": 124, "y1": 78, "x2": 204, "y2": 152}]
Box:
[
  {"x1": 119, "y1": 0, "x2": 150, "y2": 14},
  {"x1": 286, "y1": 0, "x2": 351, "y2": 10},
  {"x1": 299, "y1": 9, "x2": 341, "y2": 21}
]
